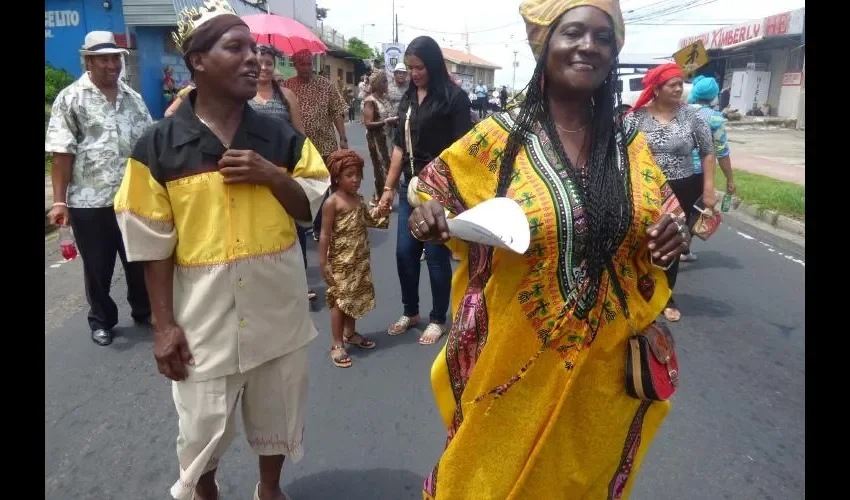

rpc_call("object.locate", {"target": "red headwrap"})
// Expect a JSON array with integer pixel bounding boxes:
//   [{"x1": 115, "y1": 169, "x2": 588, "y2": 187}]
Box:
[{"x1": 626, "y1": 63, "x2": 684, "y2": 114}]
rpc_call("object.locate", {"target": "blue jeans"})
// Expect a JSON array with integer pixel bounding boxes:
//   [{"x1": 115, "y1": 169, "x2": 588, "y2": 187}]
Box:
[{"x1": 396, "y1": 180, "x2": 452, "y2": 324}]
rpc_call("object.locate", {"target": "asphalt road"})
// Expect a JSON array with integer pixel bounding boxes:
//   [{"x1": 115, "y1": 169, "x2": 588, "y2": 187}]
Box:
[{"x1": 45, "y1": 123, "x2": 805, "y2": 500}]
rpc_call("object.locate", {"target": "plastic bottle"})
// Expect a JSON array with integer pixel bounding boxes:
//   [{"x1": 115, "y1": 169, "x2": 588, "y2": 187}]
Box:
[{"x1": 58, "y1": 225, "x2": 78, "y2": 261}]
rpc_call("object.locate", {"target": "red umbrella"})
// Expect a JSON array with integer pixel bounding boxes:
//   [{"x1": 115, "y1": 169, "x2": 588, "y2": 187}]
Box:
[{"x1": 242, "y1": 14, "x2": 328, "y2": 56}]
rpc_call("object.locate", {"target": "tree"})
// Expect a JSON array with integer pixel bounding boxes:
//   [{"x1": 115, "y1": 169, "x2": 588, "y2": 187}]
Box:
[
  {"x1": 316, "y1": 6, "x2": 329, "y2": 22},
  {"x1": 372, "y1": 46, "x2": 385, "y2": 69},
  {"x1": 347, "y1": 37, "x2": 374, "y2": 61}
]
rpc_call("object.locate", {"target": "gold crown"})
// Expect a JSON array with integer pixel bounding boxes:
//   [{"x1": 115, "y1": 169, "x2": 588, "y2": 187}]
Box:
[{"x1": 172, "y1": 0, "x2": 238, "y2": 52}]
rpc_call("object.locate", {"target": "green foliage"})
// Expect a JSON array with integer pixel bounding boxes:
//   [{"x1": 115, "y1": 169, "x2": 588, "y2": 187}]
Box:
[
  {"x1": 45, "y1": 64, "x2": 75, "y2": 105},
  {"x1": 347, "y1": 37, "x2": 374, "y2": 60}
]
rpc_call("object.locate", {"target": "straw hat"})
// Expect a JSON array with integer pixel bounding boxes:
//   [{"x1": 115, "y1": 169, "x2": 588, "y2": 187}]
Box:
[{"x1": 79, "y1": 31, "x2": 129, "y2": 56}]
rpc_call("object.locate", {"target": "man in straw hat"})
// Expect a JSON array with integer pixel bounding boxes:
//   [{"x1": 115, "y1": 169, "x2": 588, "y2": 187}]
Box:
[
  {"x1": 45, "y1": 31, "x2": 153, "y2": 347},
  {"x1": 113, "y1": 1, "x2": 329, "y2": 498},
  {"x1": 387, "y1": 62, "x2": 408, "y2": 116}
]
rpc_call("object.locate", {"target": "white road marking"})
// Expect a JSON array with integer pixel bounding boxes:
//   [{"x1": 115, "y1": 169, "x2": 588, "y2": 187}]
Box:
[
  {"x1": 729, "y1": 226, "x2": 804, "y2": 267},
  {"x1": 50, "y1": 264, "x2": 61, "y2": 268}
]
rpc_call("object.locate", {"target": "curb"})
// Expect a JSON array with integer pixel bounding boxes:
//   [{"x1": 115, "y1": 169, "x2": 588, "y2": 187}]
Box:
[
  {"x1": 724, "y1": 117, "x2": 797, "y2": 129},
  {"x1": 715, "y1": 189, "x2": 804, "y2": 239}
]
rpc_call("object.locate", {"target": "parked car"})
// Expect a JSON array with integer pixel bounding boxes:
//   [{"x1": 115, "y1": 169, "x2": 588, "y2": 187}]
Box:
[{"x1": 616, "y1": 73, "x2": 693, "y2": 114}]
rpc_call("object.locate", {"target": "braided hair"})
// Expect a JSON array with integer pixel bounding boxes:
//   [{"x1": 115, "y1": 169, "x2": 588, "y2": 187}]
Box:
[{"x1": 497, "y1": 17, "x2": 634, "y2": 319}]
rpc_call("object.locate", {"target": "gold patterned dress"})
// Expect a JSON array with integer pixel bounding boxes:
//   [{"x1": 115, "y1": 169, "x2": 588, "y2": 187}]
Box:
[{"x1": 325, "y1": 196, "x2": 389, "y2": 318}]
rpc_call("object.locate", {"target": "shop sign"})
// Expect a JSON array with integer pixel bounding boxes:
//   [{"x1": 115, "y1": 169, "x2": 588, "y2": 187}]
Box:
[
  {"x1": 765, "y1": 8, "x2": 805, "y2": 37},
  {"x1": 679, "y1": 21, "x2": 763, "y2": 50},
  {"x1": 45, "y1": 10, "x2": 80, "y2": 39},
  {"x1": 782, "y1": 73, "x2": 803, "y2": 86}
]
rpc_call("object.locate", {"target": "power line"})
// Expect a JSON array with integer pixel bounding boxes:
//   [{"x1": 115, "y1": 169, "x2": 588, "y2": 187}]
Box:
[
  {"x1": 398, "y1": 21, "x2": 521, "y2": 35},
  {"x1": 626, "y1": 0, "x2": 719, "y2": 23}
]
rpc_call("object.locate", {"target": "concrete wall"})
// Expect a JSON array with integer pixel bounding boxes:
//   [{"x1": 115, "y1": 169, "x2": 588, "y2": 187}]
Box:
[
  {"x1": 454, "y1": 64, "x2": 495, "y2": 89},
  {"x1": 322, "y1": 55, "x2": 356, "y2": 96},
  {"x1": 766, "y1": 49, "x2": 788, "y2": 116},
  {"x1": 268, "y1": 0, "x2": 317, "y2": 29}
]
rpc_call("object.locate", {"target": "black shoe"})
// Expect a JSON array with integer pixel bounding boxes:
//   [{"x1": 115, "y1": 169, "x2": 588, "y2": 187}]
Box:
[
  {"x1": 91, "y1": 329, "x2": 113, "y2": 346},
  {"x1": 133, "y1": 316, "x2": 153, "y2": 328}
]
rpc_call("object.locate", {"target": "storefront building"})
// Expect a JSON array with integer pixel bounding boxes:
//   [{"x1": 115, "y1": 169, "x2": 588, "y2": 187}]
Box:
[
  {"x1": 678, "y1": 7, "x2": 805, "y2": 121},
  {"x1": 441, "y1": 48, "x2": 501, "y2": 95},
  {"x1": 46, "y1": 0, "x2": 132, "y2": 79},
  {"x1": 46, "y1": 0, "x2": 318, "y2": 118}
]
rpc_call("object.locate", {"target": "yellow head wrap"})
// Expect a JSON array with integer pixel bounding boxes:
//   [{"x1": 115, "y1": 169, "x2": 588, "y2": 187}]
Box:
[{"x1": 520, "y1": 0, "x2": 625, "y2": 61}]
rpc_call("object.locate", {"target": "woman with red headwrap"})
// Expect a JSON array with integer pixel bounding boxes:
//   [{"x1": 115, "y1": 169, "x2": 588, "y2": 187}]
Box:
[{"x1": 624, "y1": 63, "x2": 716, "y2": 322}]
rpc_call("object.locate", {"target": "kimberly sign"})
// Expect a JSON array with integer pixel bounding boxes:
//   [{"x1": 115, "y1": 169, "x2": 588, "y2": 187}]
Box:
[{"x1": 678, "y1": 7, "x2": 804, "y2": 51}]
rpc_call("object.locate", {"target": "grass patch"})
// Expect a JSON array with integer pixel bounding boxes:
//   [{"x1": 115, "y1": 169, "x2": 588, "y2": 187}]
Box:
[{"x1": 716, "y1": 169, "x2": 804, "y2": 219}]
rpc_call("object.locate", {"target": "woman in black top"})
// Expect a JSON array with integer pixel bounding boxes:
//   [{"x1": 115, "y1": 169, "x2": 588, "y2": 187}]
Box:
[{"x1": 379, "y1": 36, "x2": 473, "y2": 345}]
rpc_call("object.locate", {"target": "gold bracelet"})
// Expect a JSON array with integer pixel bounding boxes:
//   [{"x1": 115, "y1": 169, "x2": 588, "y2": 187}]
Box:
[{"x1": 383, "y1": 186, "x2": 396, "y2": 192}]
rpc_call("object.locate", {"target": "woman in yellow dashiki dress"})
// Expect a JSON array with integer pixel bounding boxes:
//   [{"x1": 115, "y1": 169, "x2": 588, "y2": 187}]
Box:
[{"x1": 409, "y1": 0, "x2": 690, "y2": 498}]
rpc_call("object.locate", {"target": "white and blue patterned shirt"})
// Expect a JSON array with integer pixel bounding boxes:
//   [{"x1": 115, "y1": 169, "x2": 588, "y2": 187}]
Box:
[{"x1": 45, "y1": 72, "x2": 153, "y2": 208}]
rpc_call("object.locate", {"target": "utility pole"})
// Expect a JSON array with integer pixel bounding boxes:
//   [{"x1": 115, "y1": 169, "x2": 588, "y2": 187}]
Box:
[
  {"x1": 392, "y1": 0, "x2": 396, "y2": 42},
  {"x1": 512, "y1": 50, "x2": 518, "y2": 94},
  {"x1": 395, "y1": 14, "x2": 399, "y2": 43}
]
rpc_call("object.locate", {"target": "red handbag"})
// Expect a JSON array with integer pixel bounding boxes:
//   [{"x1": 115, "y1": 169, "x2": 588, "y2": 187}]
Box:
[
  {"x1": 606, "y1": 260, "x2": 680, "y2": 402},
  {"x1": 625, "y1": 323, "x2": 680, "y2": 401}
]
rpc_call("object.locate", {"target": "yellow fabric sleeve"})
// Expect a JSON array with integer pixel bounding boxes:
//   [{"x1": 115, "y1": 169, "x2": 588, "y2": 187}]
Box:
[
  {"x1": 114, "y1": 158, "x2": 177, "y2": 262},
  {"x1": 290, "y1": 138, "x2": 330, "y2": 223}
]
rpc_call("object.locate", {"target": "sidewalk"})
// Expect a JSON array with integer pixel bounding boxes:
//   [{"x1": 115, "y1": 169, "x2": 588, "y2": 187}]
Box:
[{"x1": 726, "y1": 129, "x2": 805, "y2": 186}]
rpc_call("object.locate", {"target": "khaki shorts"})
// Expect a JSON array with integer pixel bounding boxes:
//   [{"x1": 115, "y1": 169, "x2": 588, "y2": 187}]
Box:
[{"x1": 168, "y1": 346, "x2": 309, "y2": 500}]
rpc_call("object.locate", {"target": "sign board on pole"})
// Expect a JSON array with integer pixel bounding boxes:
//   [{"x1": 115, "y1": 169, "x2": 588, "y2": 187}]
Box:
[
  {"x1": 673, "y1": 40, "x2": 709, "y2": 76},
  {"x1": 382, "y1": 43, "x2": 406, "y2": 71}
]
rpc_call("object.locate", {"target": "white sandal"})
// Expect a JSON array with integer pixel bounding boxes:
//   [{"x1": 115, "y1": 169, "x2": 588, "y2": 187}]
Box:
[
  {"x1": 419, "y1": 323, "x2": 446, "y2": 345},
  {"x1": 388, "y1": 315, "x2": 419, "y2": 336}
]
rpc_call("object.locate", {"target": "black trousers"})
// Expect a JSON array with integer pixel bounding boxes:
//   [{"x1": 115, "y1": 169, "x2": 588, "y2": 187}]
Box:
[
  {"x1": 664, "y1": 175, "x2": 703, "y2": 304},
  {"x1": 68, "y1": 207, "x2": 151, "y2": 331}
]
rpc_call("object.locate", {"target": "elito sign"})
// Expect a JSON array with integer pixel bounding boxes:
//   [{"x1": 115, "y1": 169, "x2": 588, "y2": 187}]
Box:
[{"x1": 673, "y1": 40, "x2": 709, "y2": 76}]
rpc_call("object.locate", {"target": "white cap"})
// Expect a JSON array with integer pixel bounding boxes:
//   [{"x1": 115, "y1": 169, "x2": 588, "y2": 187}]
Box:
[{"x1": 393, "y1": 62, "x2": 407, "y2": 73}]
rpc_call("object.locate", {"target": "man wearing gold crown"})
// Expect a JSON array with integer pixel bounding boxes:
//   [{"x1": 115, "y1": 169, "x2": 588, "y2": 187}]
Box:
[{"x1": 113, "y1": 1, "x2": 329, "y2": 499}]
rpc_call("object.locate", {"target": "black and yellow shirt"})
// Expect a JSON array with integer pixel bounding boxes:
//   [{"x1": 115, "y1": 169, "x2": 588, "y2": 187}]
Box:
[{"x1": 114, "y1": 91, "x2": 329, "y2": 381}]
